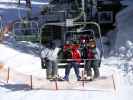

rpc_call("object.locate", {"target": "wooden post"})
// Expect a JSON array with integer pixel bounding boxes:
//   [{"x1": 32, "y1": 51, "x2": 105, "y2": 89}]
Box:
[
  {"x1": 0, "y1": 63, "x2": 4, "y2": 69},
  {"x1": 7, "y1": 67, "x2": 10, "y2": 83},
  {"x1": 55, "y1": 80, "x2": 58, "y2": 90},
  {"x1": 112, "y1": 74, "x2": 116, "y2": 91},
  {"x1": 0, "y1": 32, "x2": 3, "y2": 42},
  {"x1": 30, "y1": 75, "x2": 33, "y2": 90},
  {"x1": 82, "y1": 70, "x2": 84, "y2": 87}
]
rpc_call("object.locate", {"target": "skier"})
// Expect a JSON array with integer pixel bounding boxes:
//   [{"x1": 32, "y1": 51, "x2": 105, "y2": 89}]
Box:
[
  {"x1": 18, "y1": 0, "x2": 31, "y2": 8},
  {"x1": 63, "y1": 41, "x2": 81, "y2": 81},
  {"x1": 41, "y1": 41, "x2": 60, "y2": 80},
  {"x1": 84, "y1": 38, "x2": 100, "y2": 80}
]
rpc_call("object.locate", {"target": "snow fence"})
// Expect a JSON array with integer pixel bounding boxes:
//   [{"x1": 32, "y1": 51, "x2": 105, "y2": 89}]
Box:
[{"x1": 0, "y1": 64, "x2": 116, "y2": 91}]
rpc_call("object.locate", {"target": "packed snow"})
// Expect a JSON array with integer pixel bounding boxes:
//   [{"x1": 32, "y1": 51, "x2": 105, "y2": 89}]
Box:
[{"x1": 0, "y1": 0, "x2": 133, "y2": 100}]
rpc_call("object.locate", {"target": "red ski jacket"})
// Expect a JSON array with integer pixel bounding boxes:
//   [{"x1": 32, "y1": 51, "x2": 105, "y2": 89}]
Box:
[{"x1": 71, "y1": 47, "x2": 81, "y2": 63}]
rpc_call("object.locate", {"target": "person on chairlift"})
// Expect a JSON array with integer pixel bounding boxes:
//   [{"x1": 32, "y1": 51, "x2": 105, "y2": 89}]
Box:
[
  {"x1": 63, "y1": 41, "x2": 81, "y2": 81},
  {"x1": 84, "y1": 38, "x2": 100, "y2": 80},
  {"x1": 41, "y1": 41, "x2": 60, "y2": 80}
]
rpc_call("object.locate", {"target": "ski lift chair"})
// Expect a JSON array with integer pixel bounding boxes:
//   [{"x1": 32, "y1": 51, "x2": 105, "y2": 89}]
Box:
[
  {"x1": 12, "y1": 20, "x2": 40, "y2": 43},
  {"x1": 40, "y1": 21, "x2": 103, "y2": 69}
]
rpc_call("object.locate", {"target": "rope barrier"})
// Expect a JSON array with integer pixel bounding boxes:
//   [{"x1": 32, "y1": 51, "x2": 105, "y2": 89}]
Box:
[{"x1": 0, "y1": 64, "x2": 114, "y2": 91}]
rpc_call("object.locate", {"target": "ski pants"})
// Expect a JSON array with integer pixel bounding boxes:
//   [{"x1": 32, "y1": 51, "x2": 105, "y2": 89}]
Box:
[
  {"x1": 84, "y1": 60, "x2": 100, "y2": 77},
  {"x1": 45, "y1": 60, "x2": 58, "y2": 77},
  {"x1": 64, "y1": 61, "x2": 80, "y2": 79}
]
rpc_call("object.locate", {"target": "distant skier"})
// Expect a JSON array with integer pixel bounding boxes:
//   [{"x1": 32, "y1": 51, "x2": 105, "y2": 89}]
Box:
[
  {"x1": 18, "y1": 0, "x2": 31, "y2": 8},
  {"x1": 41, "y1": 41, "x2": 60, "y2": 79}
]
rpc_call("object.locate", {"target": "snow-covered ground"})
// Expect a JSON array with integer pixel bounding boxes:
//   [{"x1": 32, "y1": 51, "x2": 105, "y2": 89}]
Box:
[
  {"x1": 0, "y1": 0, "x2": 133, "y2": 100},
  {"x1": 0, "y1": 40, "x2": 133, "y2": 100}
]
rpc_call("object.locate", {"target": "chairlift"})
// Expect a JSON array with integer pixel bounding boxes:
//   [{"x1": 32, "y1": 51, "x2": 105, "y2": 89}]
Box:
[
  {"x1": 41, "y1": 21, "x2": 104, "y2": 68},
  {"x1": 13, "y1": 0, "x2": 40, "y2": 42},
  {"x1": 59, "y1": 22, "x2": 104, "y2": 67},
  {"x1": 12, "y1": 20, "x2": 40, "y2": 43}
]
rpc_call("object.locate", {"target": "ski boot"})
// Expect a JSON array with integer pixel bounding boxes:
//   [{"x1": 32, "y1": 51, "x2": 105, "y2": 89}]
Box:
[{"x1": 82, "y1": 74, "x2": 93, "y2": 81}]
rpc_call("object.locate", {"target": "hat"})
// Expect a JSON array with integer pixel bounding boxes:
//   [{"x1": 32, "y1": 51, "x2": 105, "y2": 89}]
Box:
[{"x1": 87, "y1": 39, "x2": 96, "y2": 48}]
